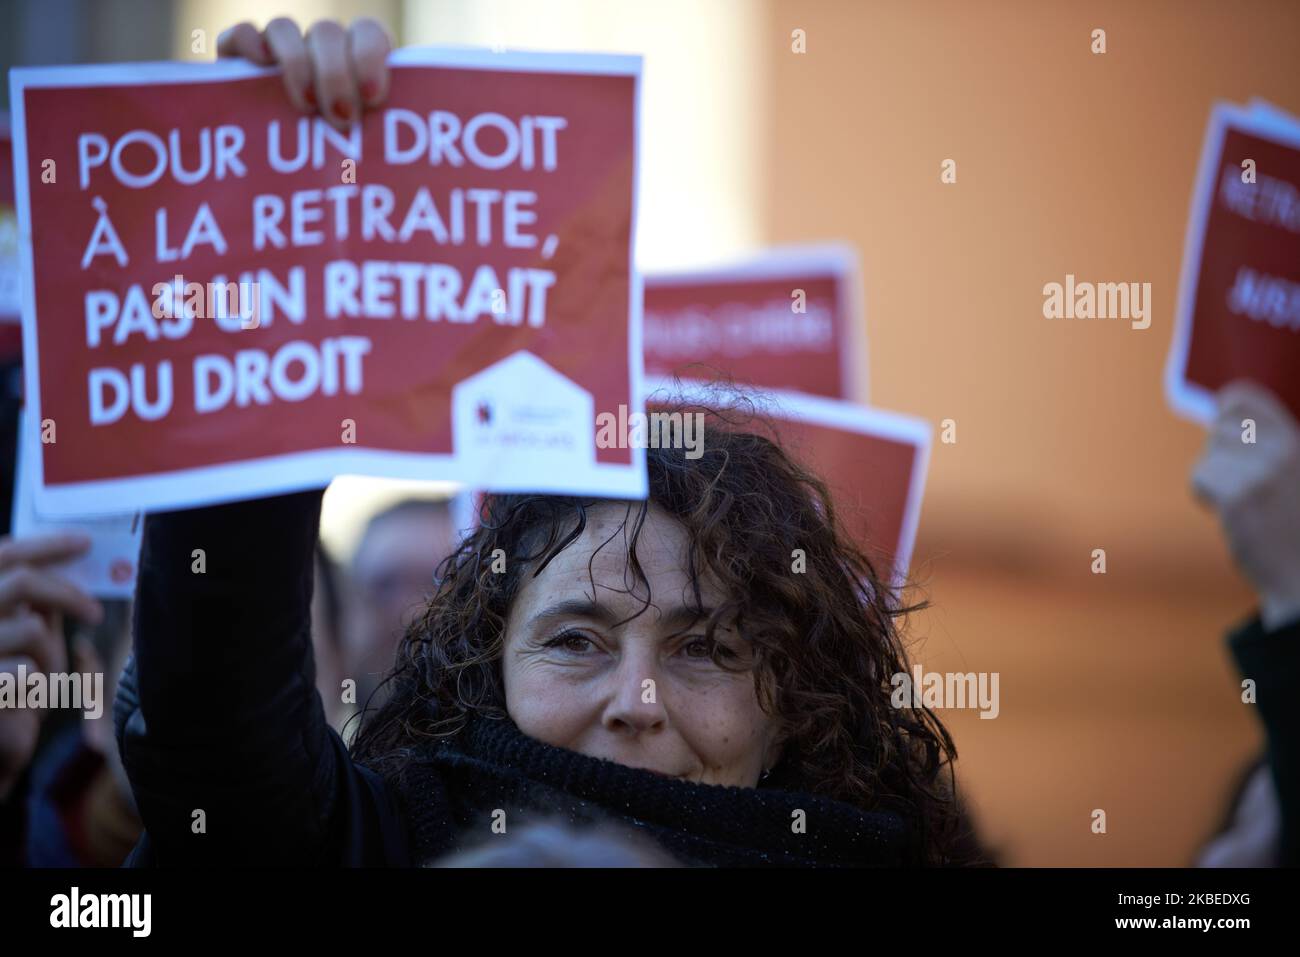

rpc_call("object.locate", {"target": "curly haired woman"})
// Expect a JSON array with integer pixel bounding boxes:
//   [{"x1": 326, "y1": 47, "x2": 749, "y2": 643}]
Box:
[
  {"x1": 109, "y1": 17, "x2": 984, "y2": 868},
  {"x1": 114, "y1": 414, "x2": 981, "y2": 866}
]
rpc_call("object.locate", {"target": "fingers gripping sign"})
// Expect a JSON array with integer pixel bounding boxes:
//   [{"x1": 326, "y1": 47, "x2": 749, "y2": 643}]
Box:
[
  {"x1": 1192, "y1": 381, "x2": 1300, "y2": 629},
  {"x1": 217, "y1": 18, "x2": 392, "y2": 131}
]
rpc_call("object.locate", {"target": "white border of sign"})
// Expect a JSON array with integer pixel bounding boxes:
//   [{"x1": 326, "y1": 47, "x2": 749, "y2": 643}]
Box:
[
  {"x1": 644, "y1": 375, "x2": 929, "y2": 585},
  {"x1": 1247, "y1": 98, "x2": 1300, "y2": 137},
  {"x1": 1165, "y1": 100, "x2": 1300, "y2": 424},
  {"x1": 0, "y1": 110, "x2": 19, "y2": 323},
  {"x1": 643, "y1": 243, "x2": 867, "y2": 402},
  {"x1": 9, "y1": 46, "x2": 646, "y2": 517},
  {"x1": 11, "y1": 411, "x2": 141, "y2": 598}
]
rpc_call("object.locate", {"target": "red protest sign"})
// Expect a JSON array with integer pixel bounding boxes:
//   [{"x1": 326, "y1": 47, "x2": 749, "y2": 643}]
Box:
[
  {"x1": 643, "y1": 245, "x2": 864, "y2": 400},
  {"x1": 1167, "y1": 101, "x2": 1300, "y2": 423},
  {"x1": 10, "y1": 48, "x2": 645, "y2": 517},
  {"x1": 647, "y1": 378, "x2": 929, "y2": 583}
]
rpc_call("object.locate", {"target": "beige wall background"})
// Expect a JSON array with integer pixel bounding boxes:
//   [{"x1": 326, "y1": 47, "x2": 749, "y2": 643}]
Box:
[{"x1": 764, "y1": 0, "x2": 1300, "y2": 864}]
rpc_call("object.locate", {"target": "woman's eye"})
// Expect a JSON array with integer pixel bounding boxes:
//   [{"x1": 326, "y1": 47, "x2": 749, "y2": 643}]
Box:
[
  {"x1": 680, "y1": 636, "x2": 743, "y2": 664},
  {"x1": 545, "y1": 631, "x2": 593, "y2": 653},
  {"x1": 682, "y1": 637, "x2": 715, "y2": 659}
]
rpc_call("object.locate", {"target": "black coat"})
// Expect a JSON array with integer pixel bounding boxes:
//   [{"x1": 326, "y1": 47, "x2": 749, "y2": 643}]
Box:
[{"x1": 113, "y1": 491, "x2": 914, "y2": 866}]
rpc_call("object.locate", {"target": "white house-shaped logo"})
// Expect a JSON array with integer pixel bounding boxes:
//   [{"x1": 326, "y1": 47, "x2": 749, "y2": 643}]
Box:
[{"x1": 451, "y1": 350, "x2": 595, "y2": 485}]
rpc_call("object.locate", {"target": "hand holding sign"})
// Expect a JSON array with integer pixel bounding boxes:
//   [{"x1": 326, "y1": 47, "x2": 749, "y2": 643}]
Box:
[
  {"x1": 1192, "y1": 381, "x2": 1300, "y2": 631},
  {"x1": 12, "y1": 29, "x2": 644, "y2": 516},
  {"x1": 216, "y1": 18, "x2": 392, "y2": 129}
]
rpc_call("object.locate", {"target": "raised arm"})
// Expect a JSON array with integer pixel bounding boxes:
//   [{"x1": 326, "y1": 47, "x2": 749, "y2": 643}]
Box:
[
  {"x1": 110, "y1": 16, "x2": 408, "y2": 866},
  {"x1": 114, "y1": 490, "x2": 405, "y2": 864},
  {"x1": 1193, "y1": 381, "x2": 1300, "y2": 865}
]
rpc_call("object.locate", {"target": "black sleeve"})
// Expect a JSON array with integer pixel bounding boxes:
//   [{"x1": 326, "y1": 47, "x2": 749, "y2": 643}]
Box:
[
  {"x1": 113, "y1": 490, "x2": 410, "y2": 866},
  {"x1": 1228, "y1": 613, "x2": 1300, "y2": 867}
]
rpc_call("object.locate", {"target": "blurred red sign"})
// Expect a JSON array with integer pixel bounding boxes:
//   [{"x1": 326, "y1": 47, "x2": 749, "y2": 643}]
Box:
[
  {"x1": 648, "y1": 379, "x2": 929, "y2": 583},
  {"x1": 644, "y1": 245, "x2": 863, "y2": 400},
  {"x1": 11, "y1": 49, "x2": 646, "y2": 516},
  {"x1": 1168, "y1": 101, "x2": 1300, "y2": 423}
]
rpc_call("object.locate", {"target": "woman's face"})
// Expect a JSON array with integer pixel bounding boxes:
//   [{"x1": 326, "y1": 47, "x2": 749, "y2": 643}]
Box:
[{"x1": 501, "y1": 502, "x2": 782, "y2": 787}]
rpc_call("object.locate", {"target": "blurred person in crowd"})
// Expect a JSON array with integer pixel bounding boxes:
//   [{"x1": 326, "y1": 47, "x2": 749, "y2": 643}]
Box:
[
  {"x1": 1192, "y1": 382, "x2": 1300, "y2": 867},
  {"x1": 432, "y1": 819, "x2": 680, "y2": 867},
  {"x1": 312, "y1": 543, "x2": 347, "y2": 732},
  {"x1": 1197, "y1": 757, "x2": 1277, "y2": 867},
  {"x1": 0, "y1": 535, "x2": 140, "y2": 866},
  {"x1": 343, "y1": 499, "x2": 459, "y2": 717}
]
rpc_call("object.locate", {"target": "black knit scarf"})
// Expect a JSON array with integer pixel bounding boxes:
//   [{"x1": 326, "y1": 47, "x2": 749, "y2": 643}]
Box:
[{"x1": 396, "y1": 714, "x2": 915, "y2": 867}]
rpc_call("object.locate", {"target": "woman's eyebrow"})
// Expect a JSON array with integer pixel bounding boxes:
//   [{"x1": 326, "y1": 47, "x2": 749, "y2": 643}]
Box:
[
  {"x1": 528, "y1": 598, "x2": 713, "y2": 632},
  {"x1": 658, "y1": 605, "x2": 714, "y2": 632},
  {"x1": 528, "y1": 598, "x2": 616, "y2": 628}
]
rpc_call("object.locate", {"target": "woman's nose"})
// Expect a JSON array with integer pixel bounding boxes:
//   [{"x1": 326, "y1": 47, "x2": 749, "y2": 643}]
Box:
[{"x1": 600, "y1": 656, "x2": 668, "y2": 735}]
